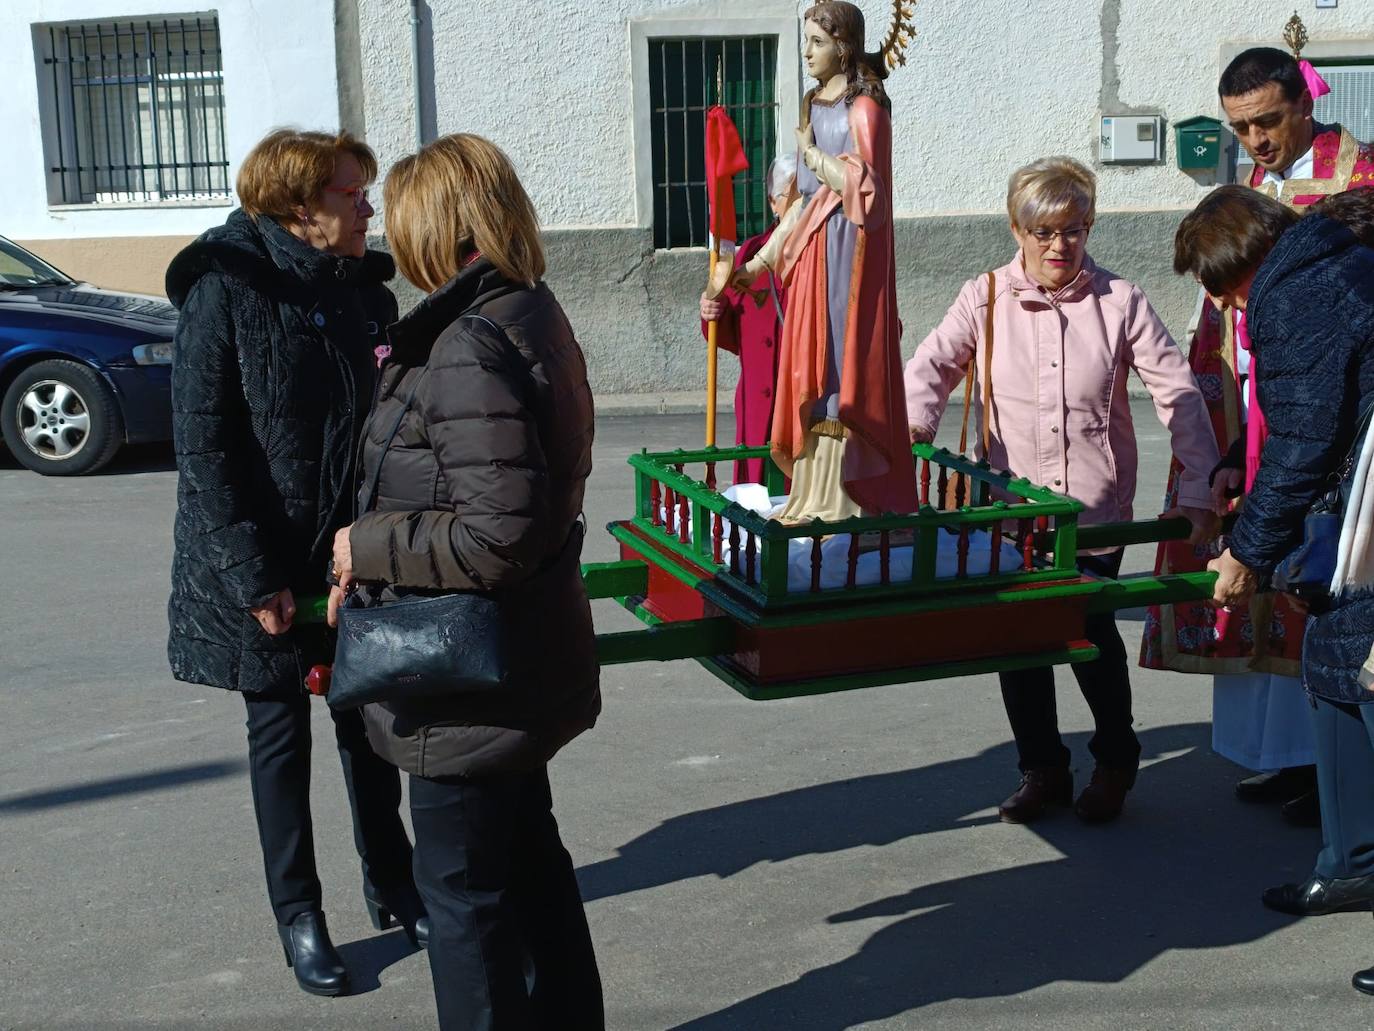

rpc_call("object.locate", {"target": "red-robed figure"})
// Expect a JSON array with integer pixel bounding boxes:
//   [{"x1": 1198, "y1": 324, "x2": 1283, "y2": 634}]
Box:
[{"x1": 700, "y1": 155, "x2": 798, "y2": 485}]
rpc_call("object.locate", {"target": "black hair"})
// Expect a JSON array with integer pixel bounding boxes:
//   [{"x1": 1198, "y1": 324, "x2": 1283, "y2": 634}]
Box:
[{"x1": 1219, "y1": 47, "x2": 1307, "y2": 102}]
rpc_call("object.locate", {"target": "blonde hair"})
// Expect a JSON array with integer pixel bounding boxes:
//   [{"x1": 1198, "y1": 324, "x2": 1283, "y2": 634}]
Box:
[
  {"x1": 384, "y1": 134, "x2": 544, "y2": 292},
  {"x1": 236, "y1": 128, "x2": 377, "y2": 219},
  {"x1": 1006, "y1": 156, "x2": 1097, "y2": 230}
]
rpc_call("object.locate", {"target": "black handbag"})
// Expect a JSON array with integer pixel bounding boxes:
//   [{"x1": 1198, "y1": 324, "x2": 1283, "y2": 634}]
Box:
[
  {"x1": 1270, "y1": 405, "x2": 1374, "y2": 599},
  {"x1": 328, "y1": 359, "x2": 507, "y2": 711}
]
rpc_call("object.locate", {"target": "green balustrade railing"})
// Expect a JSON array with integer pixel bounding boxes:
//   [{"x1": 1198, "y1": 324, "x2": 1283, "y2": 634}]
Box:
[{"x1": 624, "y1": 442, "x2": 1090, "y2": 609}]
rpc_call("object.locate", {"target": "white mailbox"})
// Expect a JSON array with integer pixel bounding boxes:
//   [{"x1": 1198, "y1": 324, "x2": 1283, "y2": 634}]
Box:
[{"x1": 1100, "y1": 115, "x2": 1162, "y2": 163}]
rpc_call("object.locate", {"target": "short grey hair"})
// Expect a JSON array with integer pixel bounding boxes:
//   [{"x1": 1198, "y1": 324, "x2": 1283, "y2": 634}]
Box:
[
  {"x1": 1006, "y1": 156, "x2": 1097, "y2": 230},
  {"x1": 768, "y1": 153, "x2": 798, "y2": 201}
]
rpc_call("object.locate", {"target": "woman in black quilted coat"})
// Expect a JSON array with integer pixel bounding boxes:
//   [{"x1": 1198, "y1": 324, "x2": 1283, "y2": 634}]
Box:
[
  {"x1": 328, "y1": 134, "x2": 603, "y2": 1031},
  {"x1": 1176, "y1": 185, "x2": 1374, "y2": 995},
  {"x1": 166, "y1": 129, "x2": 425, "y2": 997}
]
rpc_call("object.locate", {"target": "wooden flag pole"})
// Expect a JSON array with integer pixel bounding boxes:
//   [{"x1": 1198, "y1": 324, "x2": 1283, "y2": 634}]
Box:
[
  {"x1": 705, "y1": 57, "x2": 724, "y2": 449},
  {"x1": 706, "y1": 255, "x2": 719, "y2": 447}
]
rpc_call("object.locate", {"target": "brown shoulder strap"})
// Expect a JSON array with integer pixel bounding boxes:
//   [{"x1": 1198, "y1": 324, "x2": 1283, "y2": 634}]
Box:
[
  {"x1": 981, "y1": 271, "x2": 995, "y2": 457},
  {"x1": 956, "y1": 347, "x2": 976, "y2": 457}
]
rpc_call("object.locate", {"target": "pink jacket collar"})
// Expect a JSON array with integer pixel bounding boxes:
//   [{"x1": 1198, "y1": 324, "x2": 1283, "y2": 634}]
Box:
[{"x1": 1003, "y1": 253, "x2": 1100, "y2": 306}]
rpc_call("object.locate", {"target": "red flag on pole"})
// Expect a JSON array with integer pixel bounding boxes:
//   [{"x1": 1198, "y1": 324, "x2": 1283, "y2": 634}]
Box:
[{"x1": 705, "y1": 105, "x2": 749, "y2": 245}]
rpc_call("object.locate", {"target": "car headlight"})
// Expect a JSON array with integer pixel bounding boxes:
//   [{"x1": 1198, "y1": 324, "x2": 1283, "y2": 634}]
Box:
[{"x1": 131, "y1": 341, "x2": 174, "y2": 366}]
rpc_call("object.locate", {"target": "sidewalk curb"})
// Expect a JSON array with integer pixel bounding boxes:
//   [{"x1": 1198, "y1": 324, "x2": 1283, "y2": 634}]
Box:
[{"x1": 595, "y1": 384, "x2": 1155, "y2": 416}]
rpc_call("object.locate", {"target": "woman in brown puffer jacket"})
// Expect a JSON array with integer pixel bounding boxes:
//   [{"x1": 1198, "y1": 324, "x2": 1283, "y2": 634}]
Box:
[{"x1": 327, "y1": 133, "x2": 602, "y2": 1031}]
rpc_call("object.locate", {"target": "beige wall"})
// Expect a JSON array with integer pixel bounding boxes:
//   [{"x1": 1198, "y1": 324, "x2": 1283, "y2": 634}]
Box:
[{"x1": 15, "y1": 236, "x2": 194, "y2": 298}]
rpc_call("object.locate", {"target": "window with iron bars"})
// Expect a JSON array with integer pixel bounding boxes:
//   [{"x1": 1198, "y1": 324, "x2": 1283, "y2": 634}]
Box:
[
  {"x1": 1311, "y1": 59, "x2": 1374, "y2": 144},
  {"x1": 649, "y1": 36, "x2": 779, "y2": 250},
  {"x1": 37, "y1": 14, "x2": 230, "y2": 205}
]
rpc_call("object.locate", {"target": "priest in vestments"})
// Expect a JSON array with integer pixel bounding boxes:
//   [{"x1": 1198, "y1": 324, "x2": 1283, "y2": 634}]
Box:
[{"x1": 1142, "y1": 47, "x2": 1374, "y2": 821}]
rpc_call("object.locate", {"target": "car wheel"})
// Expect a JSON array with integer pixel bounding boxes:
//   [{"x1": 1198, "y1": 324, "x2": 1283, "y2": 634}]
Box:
[{"x1": 1, "y1": 359, "x2": 124, "y2": 476}]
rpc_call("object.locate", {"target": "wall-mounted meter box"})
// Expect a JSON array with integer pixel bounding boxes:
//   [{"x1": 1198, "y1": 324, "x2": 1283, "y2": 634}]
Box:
[
  {"x1": 1100, "y1": 114, "x2": 1162, "y2": 162},
  {"x1": 1176, "y1": 116, "x2": 1224, "y2": 170}
]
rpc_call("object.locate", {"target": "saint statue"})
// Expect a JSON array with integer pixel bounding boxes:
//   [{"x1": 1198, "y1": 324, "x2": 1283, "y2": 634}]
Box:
[{"x1": 736, "y1": 0, "x2": 918, "y2": 523}]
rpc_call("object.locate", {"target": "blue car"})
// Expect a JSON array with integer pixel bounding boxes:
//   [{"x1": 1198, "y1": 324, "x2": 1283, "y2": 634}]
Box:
[{"x1": 0, "y1": 235, "x2": 176, "y2": 475}]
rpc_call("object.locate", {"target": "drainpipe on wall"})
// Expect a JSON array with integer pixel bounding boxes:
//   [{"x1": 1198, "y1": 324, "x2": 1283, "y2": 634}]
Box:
[{"x1": 410, "y1": 0, "x2": 423, "y2": 146}]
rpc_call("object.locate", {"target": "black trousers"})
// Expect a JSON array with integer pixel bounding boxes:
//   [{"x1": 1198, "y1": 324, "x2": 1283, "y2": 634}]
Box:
[
  {"x1": 243, "y1": 692, "x2": 419, "y2": 925},
  {"x1": 1311, "y1": 696, "x2": 1374, "y2": 880},
  {"x1": 409, "y1": 766, "x2": 604, "y2": 1031},
  {"x1": 998, "y1": 550, "x2": 1142, "y2": 775}
]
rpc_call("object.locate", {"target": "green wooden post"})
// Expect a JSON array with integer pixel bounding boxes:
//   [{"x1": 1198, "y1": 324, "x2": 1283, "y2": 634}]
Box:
[
  {"x1": 914, "y1": 524, "x2": 937, "y2": 585},
  {"x1": 634, "y1": 457, "x2": 650, "y2": 521},
  {"x1": 761, "y1": 526, "x2": 791, "y2": 602},
  {"x1": 764, "y1": 455, "x2": 785, "y2": 498},
  {"x1": 1053, "y1": 516, "x2": 1078, "y2": 573},
  {"x1": 693, "y1": 481, "x2": 714, "y2": 563}
]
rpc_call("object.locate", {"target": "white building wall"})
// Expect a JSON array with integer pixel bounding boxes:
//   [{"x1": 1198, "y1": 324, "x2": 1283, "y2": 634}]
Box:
[
  {"x1": 358, "y1": 0, "x2": 1374, "y2": 228},
  {"x1": 0, "y1": 0, "x2": 339, "y2": 241}
]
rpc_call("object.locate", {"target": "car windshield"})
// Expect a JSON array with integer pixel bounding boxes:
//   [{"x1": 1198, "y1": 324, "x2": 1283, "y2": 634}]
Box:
[{"x1": 0, "y1": 237, "x2": 74, "y2": 289}]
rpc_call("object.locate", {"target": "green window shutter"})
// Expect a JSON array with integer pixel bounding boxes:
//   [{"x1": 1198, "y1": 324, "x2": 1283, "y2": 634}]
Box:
[{"x1": 648, "y1": 36, "x2": 780, "y2": 250}]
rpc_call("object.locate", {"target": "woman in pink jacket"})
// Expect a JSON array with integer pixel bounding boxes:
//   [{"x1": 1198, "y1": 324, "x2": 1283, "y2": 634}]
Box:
[{"x1": 904, "y1": 156, "x2": 1221, "y2": 825}]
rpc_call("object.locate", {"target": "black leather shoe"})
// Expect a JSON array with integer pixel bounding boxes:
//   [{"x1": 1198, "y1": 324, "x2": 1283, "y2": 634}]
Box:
[
  {"x1": 277, "y1": 911, "x2": 349, "y2": 997},
  {"x1": 1075, "y1": 766, "x2": 1135, "y2": 824},
  {"x1": 1236, "y1": 766, "x2": 1316, "y2": 803},
  {"x1": 365, "y1": 894, "x2": 429, "y2": 949},
  {"x1": 998, "y1": 768, "x2": 1073, "y2": 824},
  {"x1": 1262, "y1": 875, "x2": 1374, "y2": 916},
  {"x1": 1354, "y1": 966, "x2": 1374, "y2": 996},
  {"x1": 1282, "y1": 789, "x2": 1322, "y2": 828}
]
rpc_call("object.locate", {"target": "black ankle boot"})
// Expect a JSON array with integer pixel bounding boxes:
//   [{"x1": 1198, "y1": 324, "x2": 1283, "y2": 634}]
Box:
[
  {"x1": 277, "y1": 910, "x2": 349, "y2": 997},
  {"x1": 365, "y1": 894, "x2": 430, "y2": 949}
]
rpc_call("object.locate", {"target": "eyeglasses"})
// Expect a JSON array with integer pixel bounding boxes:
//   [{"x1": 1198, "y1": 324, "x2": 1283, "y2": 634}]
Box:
[
  {"x1": 323, "y1": 185, "x2": 370, "y2": 210},
  {"x1": 1027, "y1": 226, "x2": 1088, "y2": 247}
]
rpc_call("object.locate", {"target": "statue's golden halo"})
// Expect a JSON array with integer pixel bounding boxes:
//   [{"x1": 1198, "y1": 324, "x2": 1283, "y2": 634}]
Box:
[{"x1": 881, "y1": 0, "x2": 919, "y2": 70}]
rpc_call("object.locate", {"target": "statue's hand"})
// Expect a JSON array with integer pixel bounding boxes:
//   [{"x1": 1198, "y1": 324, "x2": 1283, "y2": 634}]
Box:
[{"x1": 795, "y1": 123, "x2": 814, "y2": 154}]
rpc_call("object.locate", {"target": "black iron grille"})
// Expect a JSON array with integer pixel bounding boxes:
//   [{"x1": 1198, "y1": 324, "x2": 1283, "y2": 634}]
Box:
[{"x1": 41, "y1": 15, "x2": 230, "y2": 204}]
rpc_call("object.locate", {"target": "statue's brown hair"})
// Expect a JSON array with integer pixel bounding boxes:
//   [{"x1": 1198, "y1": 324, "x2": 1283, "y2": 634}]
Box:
[{"x1": 803, "y1": 2, "x2": 892, "y2": 114}]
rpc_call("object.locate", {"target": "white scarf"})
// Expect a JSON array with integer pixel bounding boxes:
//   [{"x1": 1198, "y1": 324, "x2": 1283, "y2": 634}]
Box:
[{"x1": 1333, "y1": 416, "x2": 1374, "y2": 687}]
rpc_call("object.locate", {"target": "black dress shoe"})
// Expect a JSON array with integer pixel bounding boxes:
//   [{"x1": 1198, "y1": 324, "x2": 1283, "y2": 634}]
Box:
[
  {"x1": 998, "y1": 768, "x2": 1073, "y2": 824},
  {"x1": 1282, "y1": 789, "x2": 1322, "y2": 828},
  {"x1": 1355, "y1": 966, "x2": 1374, "y2": 996},
  {"x1": 1236, "y1": 766, "x2": 1317, "y2": 803},
  {"x1": 365, "y1": 894, "x2": 429, "y2": 949},
  {"x1": 277, "y1": 911, "x2": 349, "y2": 997},
  {"x1": 1075, "y1": 766, "x2": 1135, "y2": 824},
  {"x1": 1262, "y1": 875, "x2": 1374, "y2": 916}
]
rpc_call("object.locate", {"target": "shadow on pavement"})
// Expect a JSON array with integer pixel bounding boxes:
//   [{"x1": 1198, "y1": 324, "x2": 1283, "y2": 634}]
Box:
[
  {"x1": 0, "y1": 758, "x2": 246, "y2": 813},
  {"x1": 335, "y1": 929, "x2": 421, "y2": 996},
  {"x1": 579, "y1": 723, "x2": 1322, "y2": 1029}
]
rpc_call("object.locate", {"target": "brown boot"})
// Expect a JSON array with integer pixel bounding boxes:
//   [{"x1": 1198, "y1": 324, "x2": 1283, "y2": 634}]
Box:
[
  {"x1": 1075, "y1": 766, "x2": 1135, "y2": 823},
  {"x1": 998, "y1": 768, "x2": 1073, "y2": 824}
]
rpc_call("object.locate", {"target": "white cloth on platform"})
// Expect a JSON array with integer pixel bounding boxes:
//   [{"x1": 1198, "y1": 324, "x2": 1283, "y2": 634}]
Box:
[
  {"x1": 665, "y1": 483, "x2": 1025, "y2": 593},
  {"x1": 1212, "y1": 672, "x2": 1315, "y2": 772}
]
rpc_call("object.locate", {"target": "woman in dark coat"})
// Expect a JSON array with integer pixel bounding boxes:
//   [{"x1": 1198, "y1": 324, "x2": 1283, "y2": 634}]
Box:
[
  {"x1": 167, "y1": 129, "x2": 425, "y2": 997},
  {"x1": 328, "y1": 133, "x2": 603, "y2": 1030},
  {"x1": 1176, "y1": 185, "x2": 1374, "y2": 994}
]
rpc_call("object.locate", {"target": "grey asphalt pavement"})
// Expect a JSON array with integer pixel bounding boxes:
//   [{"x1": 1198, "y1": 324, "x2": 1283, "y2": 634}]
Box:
[{"x1": 2, "y1": 403, "x2": 1372, "y2": 1031}]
